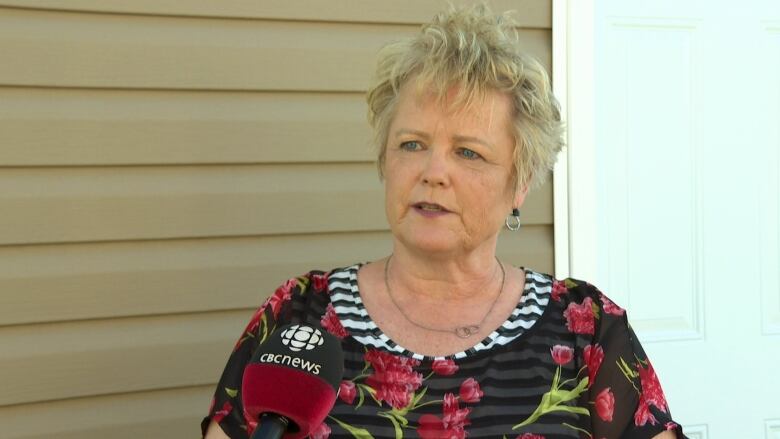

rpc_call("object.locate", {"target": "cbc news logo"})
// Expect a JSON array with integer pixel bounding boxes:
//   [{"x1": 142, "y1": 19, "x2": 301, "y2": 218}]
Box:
[{"x1": 280, "y1": 324, "x2": 324, "y2": 352}]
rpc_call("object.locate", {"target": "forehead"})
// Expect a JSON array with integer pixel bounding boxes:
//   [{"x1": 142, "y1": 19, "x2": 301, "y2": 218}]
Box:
[{"x1": 392, "y1": 81, "x2": 514, "y2": 138}]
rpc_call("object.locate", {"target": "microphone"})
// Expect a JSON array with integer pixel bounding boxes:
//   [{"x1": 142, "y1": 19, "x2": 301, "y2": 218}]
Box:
[{"x1": 242, "y1": 323, "x2": 344, "y2": 439}]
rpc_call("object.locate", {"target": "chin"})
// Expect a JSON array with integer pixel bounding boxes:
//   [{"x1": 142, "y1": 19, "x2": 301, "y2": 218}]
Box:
[{"x1": 400, "y1": 230, "x2": 463, "y2": 255}]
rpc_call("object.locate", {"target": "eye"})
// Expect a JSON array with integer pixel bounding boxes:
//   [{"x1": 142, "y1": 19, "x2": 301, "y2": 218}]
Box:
[
  {"x1": 400, "y1": 141, "x2": 422, "y2": 151},
  {"x1": 458, "y1": 148, "x2": 483, "y2": 160}
]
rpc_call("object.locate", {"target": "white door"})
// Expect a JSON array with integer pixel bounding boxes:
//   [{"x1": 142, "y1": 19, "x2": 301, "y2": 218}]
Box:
[{"x1": 564, "y1": 1, "x2": 780, "y2": 437}]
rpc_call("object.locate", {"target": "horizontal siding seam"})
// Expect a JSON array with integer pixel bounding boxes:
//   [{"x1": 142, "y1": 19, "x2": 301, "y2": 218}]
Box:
[
  {"x1": 0, "y1": 84, "x2": 374, "y2": 93},
  {"x1": 0, "y1": 307, "x2": 255, "y2": 330},
  {"x1": 0, "y1": 383, "x2": 215, "y2": 410},
  {"x1": 0, "y1": 5, "x2": 552, "y2": 28},
  {"x1": 0, "y1": 226, "x2": 556, "y2": 249},
  {"x1": 0, "y1": 161, "x2": 378, "y2": 170},
  {"x1": 0, "y1": 84, "x2": 368, "y2": 96}
]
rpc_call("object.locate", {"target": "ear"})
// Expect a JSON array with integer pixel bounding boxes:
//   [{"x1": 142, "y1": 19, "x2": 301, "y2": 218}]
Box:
[{"x1": 513, "y1": 185, "x2": 530, "y2": 210}]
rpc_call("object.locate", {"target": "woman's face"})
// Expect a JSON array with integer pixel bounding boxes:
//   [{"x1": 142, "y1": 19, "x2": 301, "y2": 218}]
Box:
[{"x1": 383, "y1": 82, "x2": 527, "y2": 256}]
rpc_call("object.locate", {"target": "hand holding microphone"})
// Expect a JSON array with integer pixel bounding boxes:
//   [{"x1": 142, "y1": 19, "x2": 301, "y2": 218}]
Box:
[{"x1": 242, "y1": 323, "x2": 344, "y2": 439}]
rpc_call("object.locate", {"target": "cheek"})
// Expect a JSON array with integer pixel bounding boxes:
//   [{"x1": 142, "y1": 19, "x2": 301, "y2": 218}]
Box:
[
  {"x1": 463, "y1": 174, "x2": 512, "y2": 225},
  {"x1": 384, "y1": 168, "x2": 413, "y2": 216},
  {"x1": 385, "y1": 156, "x2": 417, "y2": 188}
]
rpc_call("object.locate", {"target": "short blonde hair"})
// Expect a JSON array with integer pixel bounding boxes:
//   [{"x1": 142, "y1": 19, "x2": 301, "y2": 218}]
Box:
[{"x1": 367, "y1": 4, "x2": 564, "y2": 190}]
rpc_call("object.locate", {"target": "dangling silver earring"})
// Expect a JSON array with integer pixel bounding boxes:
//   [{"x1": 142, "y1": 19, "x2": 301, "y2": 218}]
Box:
[{"x1": 505, "y1": 208, "x2": 521, "y2": 231}]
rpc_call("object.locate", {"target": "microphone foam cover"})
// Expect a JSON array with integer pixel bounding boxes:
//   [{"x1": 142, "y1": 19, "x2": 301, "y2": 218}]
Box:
[{"x1": 242, "y1": 323, "x2": 344, "y2": 439}]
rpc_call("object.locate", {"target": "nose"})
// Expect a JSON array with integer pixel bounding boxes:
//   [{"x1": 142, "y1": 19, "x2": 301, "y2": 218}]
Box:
[{"x1": 421, "y1": 148, "x2": 450, "y2": 187}]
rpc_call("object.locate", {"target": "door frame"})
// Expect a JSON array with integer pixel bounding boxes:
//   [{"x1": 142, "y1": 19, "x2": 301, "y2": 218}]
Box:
[{"x1": 552, "y1": 0, "x2": 597, "y2": 281}]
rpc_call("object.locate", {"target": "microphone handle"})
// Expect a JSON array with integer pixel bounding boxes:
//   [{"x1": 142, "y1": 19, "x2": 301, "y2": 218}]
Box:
[{"x1": 250, "y1": 412, "x2": 290, "y2": 439}]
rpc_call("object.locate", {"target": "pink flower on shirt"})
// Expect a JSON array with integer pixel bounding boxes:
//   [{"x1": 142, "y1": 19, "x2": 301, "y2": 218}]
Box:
[
  {"x1": 551, "y1": 280, "x2": 568, "y2": 302},
  {"x1": 600, "y1": 293, "x2": 625, "y2": 316},
  {"x1": 321, "y1": 303, "x2": 349, "y2": 339},
  {"x1": 563, "y1": 297, "x2": 596, "y2": 335},
  {"x1": 550, "y1": 345, "x2": 574, "y2": 365},
  {"x1": 432, "y1": 358, "x2": 459, "y2": 376},
  {"x1": 583, "y1": 343, "x2": 604, "y2": 387}
]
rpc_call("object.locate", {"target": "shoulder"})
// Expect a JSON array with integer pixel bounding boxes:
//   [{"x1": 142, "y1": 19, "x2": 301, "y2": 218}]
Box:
[
  {"x1": 549, "y1": 275, "x2": 626, "y2": 317},
  {"x1": 261, "y1": 265, "x2": 359, "y2": 319},
  {"x1": 233, "y1": 267, "x2": 354, "y2": 350},
  {"x1": 267, "y1": 266, "x2": 352, "y2": 302},
  {"x1": 525, "y1": 271, "x2": 627, "y2": 338},
  {"x1": 259, "y1": 271, "x2": 327, "y2": 316}
]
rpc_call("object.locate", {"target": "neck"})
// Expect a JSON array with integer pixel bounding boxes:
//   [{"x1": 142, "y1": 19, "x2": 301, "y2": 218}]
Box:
[{"x1": 386, "y1": 240, "x2": 501, "y2": 301}]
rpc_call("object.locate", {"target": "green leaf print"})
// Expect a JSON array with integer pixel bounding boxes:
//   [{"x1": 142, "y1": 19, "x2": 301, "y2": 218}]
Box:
[
  {"x1": 329, "y1": 415, "x2": 375, "y2": 439},
  {"x1": 591, "y1": 301, "x2": 601, "y2": 319},
  {"x1": 357, "y1": 383, "x2": 380, "y2": 406},
  {"x1": 411, "y1": 386, "x2": 428, "y2": 408},
  {"x1": 512, "y1": 366, "x2": 590, "y2": 429},
  {"x1": 386, "y1": 408, "x2": 409, "y2": 427},
  {"x1": 379, "y1": 412, "x2": 404, "y2": 439},
  {"x1": 296, "y1": 276, "x2": 309, "y2": 293},
  {"x1": 356, "y1": 385, "x2": 366, "y2": 410},
  {"x1": 617, "y1": 357, "x2": 638, "y2": 380},
  {"x1": 259, "y1": 314, "x2": 269, "y2": 344}
]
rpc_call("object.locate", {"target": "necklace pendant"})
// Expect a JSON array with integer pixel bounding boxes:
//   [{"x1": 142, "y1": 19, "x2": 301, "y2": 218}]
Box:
[{"x1": 455, "y1": 325, "x2": 479, "y2": 338}]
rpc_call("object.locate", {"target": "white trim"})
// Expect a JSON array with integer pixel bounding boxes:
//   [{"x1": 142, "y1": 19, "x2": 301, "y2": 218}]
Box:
[
  {"x1": 561, "y1": 0, "x2": 599, "y2": 282},
  {"x1": 552, "y1": 0, "x2": 570, "y2": 279}
]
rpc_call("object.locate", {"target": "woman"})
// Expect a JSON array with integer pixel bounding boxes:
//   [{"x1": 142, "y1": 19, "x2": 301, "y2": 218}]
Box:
[{"x1": 203, "y1": 5, "x2": 685, "y2": 439}]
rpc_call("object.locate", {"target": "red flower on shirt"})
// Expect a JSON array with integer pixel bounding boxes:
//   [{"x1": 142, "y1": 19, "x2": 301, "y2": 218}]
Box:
[
  {"x1": 551, "y1": 280, "x2": 568, "y2": 302},
  {"x1": 459, "y1": 378, "x2": 483, "y2": 403},
  {"x1": 321, "y1": 303, "x2": 349, "y2": 339},
  {"x1": 268, "y1": 278, "x2": 297, "y2": 317},
  {"x1": 418, "y1": 414, "x2": 466, "y2": 439},
  {"x1": 212, "y1": 401, "x2": 232, "y2": 424},
  {"x1": 417, "y1": 393, "x2": 471, "y2": 439},
  {"x1": 364, "y1": 349, "x2": 423, "y2": 410},
  {"x1": 312, "y1": 273, "x2": 329, "y2": 293},
  {"x1": 583, "y1": 343, "x2": 604, "y2": 387},
  {"x1": 339, "y1": 380, "x2": 356, "y2": 404},
  {"x1": 233, "y1": 278, "x2": 298, "y2": 350},
  {"x1": 432, "y1": 358, "x2": 459, "y2": 376},
  {"x1": 563, "y1": 297, "x2": 596, "y2": 335},
  {"x1": 637, "y1": 361, "x2": 668, "y2": 411},
  {"x1": 517, "y1": 434, "x2": 546, "y2": 439},
  {"x1": 634, "y1": 399, "x2": 656, "y2": 426},
  {"x1": 594, "y1": 387, "x2": 615, "y2": 422},
  {"x1": 632, "y1": 360, "x2": 669, "y2": 426},
  {"x1": 443, "y1": 393, "x2": 470, "y2": 426},
  {"x1": 600, "y1": 293, "x2": 625, "y2": 316},
  {"x1": 550, "y1": 345, "x2": 574, "y2": 365},
  {"x1": 241, "y1": 277, "x2": 298, "y2": 343}
]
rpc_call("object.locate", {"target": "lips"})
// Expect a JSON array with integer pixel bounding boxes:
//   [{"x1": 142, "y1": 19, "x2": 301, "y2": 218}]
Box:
[{"x1": 412, "y1": 202, "x2": 450, "y2": 213}]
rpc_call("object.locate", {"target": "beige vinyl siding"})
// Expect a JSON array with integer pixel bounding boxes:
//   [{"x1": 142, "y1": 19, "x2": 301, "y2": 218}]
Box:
[
  {"x1": 0, "y1": 1, "x2": 554, "y2": 438},
  {"x1": 0, "y1": 386, "x2": 215, "y2": 438},
  {"x1": 0, "y1": 0, "x2": 550, "y2": 25},
  {"x1": 0, "y1": 9, "x2": 550, "y2": 91}
]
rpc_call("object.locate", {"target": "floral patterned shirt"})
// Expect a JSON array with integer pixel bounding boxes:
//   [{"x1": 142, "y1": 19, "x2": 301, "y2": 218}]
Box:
[{"x1": 202, "y1": 265, "x2": 686, "y2": 439}]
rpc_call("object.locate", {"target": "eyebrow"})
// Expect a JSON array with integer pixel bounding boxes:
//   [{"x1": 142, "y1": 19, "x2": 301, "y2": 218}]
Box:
[
  {"x1": 393, "y1": 129, "x2": 494, "y2": 150},
  {"x1": 453, "y1": 135, "x2": 494, "y2": 150},
  {"x1": 394, "y1": 129, "x2": 430, "y2": 140}
]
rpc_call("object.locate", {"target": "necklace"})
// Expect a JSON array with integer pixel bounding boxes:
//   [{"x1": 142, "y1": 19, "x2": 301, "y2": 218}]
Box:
[{"x1": 383, "y1": 255, "x2": 506, "y2": 339}]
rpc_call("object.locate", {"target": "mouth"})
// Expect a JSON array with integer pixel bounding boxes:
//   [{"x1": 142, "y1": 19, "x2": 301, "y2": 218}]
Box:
[{"x1": 412, "y1": 202, "x2": 450, "y2": 213}]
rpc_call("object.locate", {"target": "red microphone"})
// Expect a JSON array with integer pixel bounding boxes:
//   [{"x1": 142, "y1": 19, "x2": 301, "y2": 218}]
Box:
[{"x1": 242, "y1": 323, "x2": 344, "y2": 439}]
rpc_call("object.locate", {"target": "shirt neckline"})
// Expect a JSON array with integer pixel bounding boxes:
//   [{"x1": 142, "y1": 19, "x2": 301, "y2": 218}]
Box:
[{"x1": 328, "y1": 263, "x2": 553, "y2": 361}]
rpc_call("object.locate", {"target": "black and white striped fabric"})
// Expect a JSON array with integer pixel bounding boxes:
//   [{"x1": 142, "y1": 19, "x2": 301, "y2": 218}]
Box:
[{"x1": 328, "y1": 264, "x2": 552, "y2": 360}]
